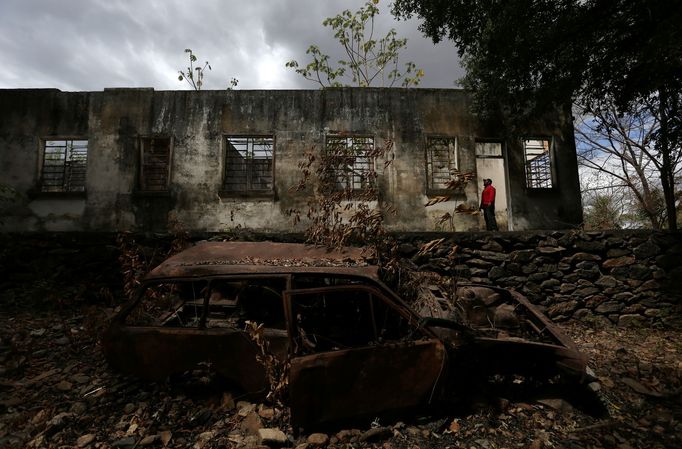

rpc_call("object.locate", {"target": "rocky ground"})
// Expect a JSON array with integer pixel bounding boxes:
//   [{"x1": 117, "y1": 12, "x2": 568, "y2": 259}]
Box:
[{"x1": 1, "y1": 304, "x2": 680, "y2": 449}]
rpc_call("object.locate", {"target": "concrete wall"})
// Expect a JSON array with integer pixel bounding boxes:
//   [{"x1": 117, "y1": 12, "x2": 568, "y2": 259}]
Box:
[{"x1": 0, "y1": 88, "x2": 583, "y2": 233}]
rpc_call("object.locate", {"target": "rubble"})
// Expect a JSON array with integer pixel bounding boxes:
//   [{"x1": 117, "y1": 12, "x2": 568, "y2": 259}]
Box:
[
  {"x1": 1, "y1": 230, "x2": 681, "y2": 448},
  {"x1": 1, "y1": 301, "x2": 681, "y2": 449}
]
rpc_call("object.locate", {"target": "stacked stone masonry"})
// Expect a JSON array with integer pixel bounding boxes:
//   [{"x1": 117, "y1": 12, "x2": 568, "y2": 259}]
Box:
[
  {"x1": 397, "y1": 230, "x2": 682, "y2": 328},
  {"x1": 2, "y1": 230, "x2": 680, "y2": 329}
]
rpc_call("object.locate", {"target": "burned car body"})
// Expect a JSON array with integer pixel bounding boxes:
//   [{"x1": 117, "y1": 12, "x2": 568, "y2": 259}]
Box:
[{"x1": 102, "y1": 242, "x2": 590, "y2": 428}]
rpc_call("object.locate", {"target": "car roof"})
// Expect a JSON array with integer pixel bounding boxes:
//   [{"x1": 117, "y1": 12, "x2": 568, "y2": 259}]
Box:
[{"x1": 144, "y1": 241, "x2": 380, "y2": 282}]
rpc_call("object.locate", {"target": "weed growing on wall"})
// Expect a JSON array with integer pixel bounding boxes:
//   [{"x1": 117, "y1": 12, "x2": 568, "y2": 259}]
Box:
[
  {"x1": 116, "y1": 222, "x2": 191, "y2": 301},
  {"x1": 286, "y1": 137, "x2": 430, "y2": 301},
  {"x1": 287, "y1": 137, "x2": 395, "y2": 254},
  {"x1": 424, "y1": 169, "x2": 477, "y2": 231}
]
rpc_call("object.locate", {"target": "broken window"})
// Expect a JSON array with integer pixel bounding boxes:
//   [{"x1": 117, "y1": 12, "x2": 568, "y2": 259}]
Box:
[
  {"x1": 223, "y1": 136, "x2": 274, "y2": 193},
  {"x1": 206, "y1": 278, "x2": 286, "y2": 329},
  {"x1": 292, "y1": 275, "x2": 366, "y2": 290},
  {"x1": 426, "y1": 136, "x2": 458, "y2": 191},
  {"x1": 476, "y1": 142, "x2": 502, "y2": 157},
  {"x1": 523, "y1": 138, "x2": 553, "y2": 188},
  {"x1": 325, "y1": 136, "x2": 375, "y2": 191},
  {"x1": 40, "y1": 139, "x2": 88, "y2": 193},
  {"x1": 124, "y1": 278, "x2": 287, "y2": 330},
  {"x1": 290, "y1": 286, "x2": 412, "y2": 354},
  {"x1": 124, "y1": 281, "x2": 208, "y2": 327},
  {"x1": 139, "y1": 137, "x2": 171, "y2": 191}
]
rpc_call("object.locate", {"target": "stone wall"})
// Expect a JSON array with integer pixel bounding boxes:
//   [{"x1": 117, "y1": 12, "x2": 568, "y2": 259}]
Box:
[
  {"x1": 0, "y1": 233, "x2": 123, "y2": 308},
  {"x1": 395, "y1": 230, "x2": 682, "y2": 328},
  {"x1": 2, "y1": 230, "x2": 680, "y2": 328}
]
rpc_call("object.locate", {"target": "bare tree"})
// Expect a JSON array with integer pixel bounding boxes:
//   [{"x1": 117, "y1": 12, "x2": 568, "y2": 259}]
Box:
[
  {"x1": 579, "y1": 175, "x2": 636, "y2": 230},
  {"x1": 575, "y1": 99, "x2": 681, "y2": 230},
  {"x1": 582, "y1": 194, "x2": 625, "y2": 230}
]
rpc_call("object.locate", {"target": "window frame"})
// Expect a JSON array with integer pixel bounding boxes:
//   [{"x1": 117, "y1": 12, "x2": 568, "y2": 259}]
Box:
[
  {"x1": 425, "y1": 135, "x2": 459, "y2": 195},
  {"x1": 120, "y1": 274, "x2": 291, "y2": 330},
  {"x1": 474, "y1": 139, "x2": 504, "y2": 158},
  {"x1": 137, "y1": 136, "x2": 173, "y2": 194},
  {"x1": 284, "y1": 284, "x2": 418, "y2": 356},
  {"x1": 221, "y1": 135, "x2": 276, "y2": 197},
  {"x1": 523, "y1": 137, "x2": 555, "y2": 190},
  {"x1": 39, "y1": 137, "x2": 89, "y2": 195},
  {"x1": 324, "y1": 135, "x2": 376, "y2": 193}
]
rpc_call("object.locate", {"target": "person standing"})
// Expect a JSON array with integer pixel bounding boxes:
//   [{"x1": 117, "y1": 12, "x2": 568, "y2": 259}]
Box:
[{"x1": 480, "y1": 178, "x2": 499, "y2": 231}]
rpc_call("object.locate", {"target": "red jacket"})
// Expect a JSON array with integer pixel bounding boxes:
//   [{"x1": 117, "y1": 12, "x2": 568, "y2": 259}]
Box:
[{"x1": 481, "y1": 185, "x2": 496, "y2": 208}]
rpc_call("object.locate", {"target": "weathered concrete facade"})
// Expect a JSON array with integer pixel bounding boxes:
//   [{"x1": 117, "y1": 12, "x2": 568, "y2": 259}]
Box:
[{"x1": 0, "y1": 88, "x2": 582, "y2": 233}]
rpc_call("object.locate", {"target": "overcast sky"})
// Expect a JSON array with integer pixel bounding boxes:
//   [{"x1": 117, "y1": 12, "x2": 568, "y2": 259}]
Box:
[{"x1": 0, "y1": 0, "x2": 464, "y2": 92}]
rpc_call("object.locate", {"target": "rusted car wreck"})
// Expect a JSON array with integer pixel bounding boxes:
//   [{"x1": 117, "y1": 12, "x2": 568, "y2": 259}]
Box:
[{"x1": 102, "y1": 242, "x2": 591, "y2": 428}]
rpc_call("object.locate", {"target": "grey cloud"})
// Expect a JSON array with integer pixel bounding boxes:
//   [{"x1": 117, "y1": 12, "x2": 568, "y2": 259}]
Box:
[{"x1": 0, "y1": 0, "x2": 463, "y2": 91}]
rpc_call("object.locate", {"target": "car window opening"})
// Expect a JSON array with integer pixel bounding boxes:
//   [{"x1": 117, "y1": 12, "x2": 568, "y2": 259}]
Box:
[
  {"x1": 291, "y1": 288, "x2": 414, "y2": 355},
  {"x1": 124, "y1": 278, "x2": 287, "y2": 330}
]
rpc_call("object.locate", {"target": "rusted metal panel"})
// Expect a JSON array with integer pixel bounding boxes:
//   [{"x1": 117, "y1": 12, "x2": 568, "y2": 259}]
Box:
[
  {"x1": 102, "y1": 242, "x2": 592, "y2": 428},
  {"x1": 468, "y1": 338, "x2": 588, "y2": 380},
  {"x1": 102, "y1": 324, "x2": 289, "y2": 394},
  {"x1": 145, "y1": 242, "x2": 377, "y2": 281},
  {"x1": 422, "y1": 282, "x2": 589, "y2": 380},
  {"x1": 289, "y1": 339, "x2": 446, "y2": 428}
]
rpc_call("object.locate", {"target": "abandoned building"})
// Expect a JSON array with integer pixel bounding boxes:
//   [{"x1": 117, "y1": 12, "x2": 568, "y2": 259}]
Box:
[{"x1": 0, "y1": 88, "x2": 582, "y2": 233}]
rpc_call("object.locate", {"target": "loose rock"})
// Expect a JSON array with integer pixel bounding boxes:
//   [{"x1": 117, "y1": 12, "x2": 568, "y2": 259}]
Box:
[
  {"x1": 76, "y1": 434, "x2": 96, "y2": 447},
  {"x1": 307, "y1": 432, "x2": 329, "y2": 446},
  {"x1": 139, "y1": 435, "x2": 157, "y2": 446},
  {"x1": 360, "y1": 427, "x2": 393, "y2": 442},
  {"x1": 258, "y1": 428, "x2": 288, "y2": 446}
]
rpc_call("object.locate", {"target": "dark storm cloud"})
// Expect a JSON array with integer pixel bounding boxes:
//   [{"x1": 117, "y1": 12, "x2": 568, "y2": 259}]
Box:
[
  {"x1": 0, "y1": 0, "x2": 463, "y2": 91},
  {"x1": 260, "y1": 1, "x2": 464, "y2": 88}
]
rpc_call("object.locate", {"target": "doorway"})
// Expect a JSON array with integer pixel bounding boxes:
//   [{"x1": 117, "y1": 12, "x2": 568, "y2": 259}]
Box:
[{"x1": 475, "y1": 142, "x2": 509, "y2": 231}]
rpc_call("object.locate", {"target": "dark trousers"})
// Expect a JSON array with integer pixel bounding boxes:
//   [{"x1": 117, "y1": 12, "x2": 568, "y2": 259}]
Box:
[{"x1": 483, "y1": 205, "x2": 498, "y2": 231}]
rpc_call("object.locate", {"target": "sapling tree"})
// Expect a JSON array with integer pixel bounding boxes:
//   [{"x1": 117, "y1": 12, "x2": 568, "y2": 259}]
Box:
[
  {"x1": 286, "y1": 0, "x2": 424, "y2": 88},
  {"x1": 178, "y1": 48, "x2": 211, "y2": 91}
]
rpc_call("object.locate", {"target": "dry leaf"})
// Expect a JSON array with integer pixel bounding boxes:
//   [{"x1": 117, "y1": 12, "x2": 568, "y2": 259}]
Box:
[
  {"x1": 449, "y1": 420, "x2": 460, "y2": 433},
  {"x1": 160, "y1": 430, "x2": 172, "y2": 447},
  {"x1": 621, "y1": 377, "x2": 664, "y2": 397},
  {"x1": 417, "y1": 238, "x2": 445, "y2": 257},
  {"x1": 425, "y1": 196, "x2": 450, "y2": 207}
]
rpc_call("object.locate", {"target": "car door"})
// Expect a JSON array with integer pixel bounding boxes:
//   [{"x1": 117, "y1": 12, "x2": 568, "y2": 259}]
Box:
[
  {"x1": 103, "y1": 278, "x2": 289, "y2": 394},
  {"x1": 285, "y1": 285, "x2": 446, "y2": 428}
]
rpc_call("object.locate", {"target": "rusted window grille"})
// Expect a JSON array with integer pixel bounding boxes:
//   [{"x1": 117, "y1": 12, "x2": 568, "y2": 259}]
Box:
[
  {"x1": 139, "y1": 137, "x2": 171, "y2": 191},
  {"x1": 524, "y1": 138, "x2": 553, "y2": 188},
  {"x1": 223, "y1": 136, "x2": 274, "y2": 193},
  {"x1": 325, "y1": 136, "x2": 374, "y2": 191},
  {"x1": 40, "y1": 139, "x2": 88, "y2": 193},
  {"x1": 426, "y1": 137, "x2": 457, "y2": 191}
]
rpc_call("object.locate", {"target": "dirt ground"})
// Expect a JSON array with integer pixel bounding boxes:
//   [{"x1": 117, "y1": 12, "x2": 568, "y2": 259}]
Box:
[{"x1": 1, "y1": 304, "x2": 680, "y2": 449}]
